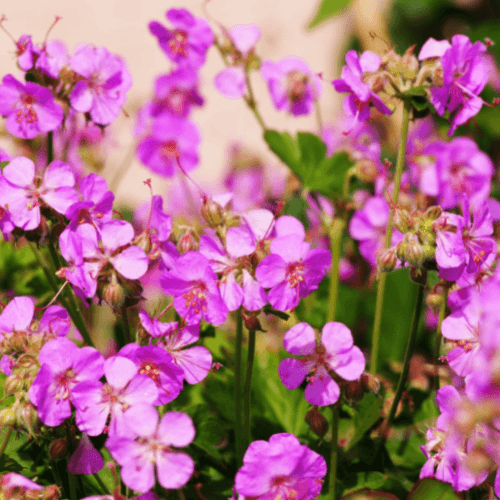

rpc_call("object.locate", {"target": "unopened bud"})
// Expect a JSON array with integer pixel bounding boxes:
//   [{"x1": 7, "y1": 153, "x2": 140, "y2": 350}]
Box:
[
  {"x1": 177, "y1": 230, "x2": 198, "y2": 253},
  {"x1": 393, "y1": 208, "x2": 410, "y2": 233},
  {"x1": 241, "y1": 310, "x2": 264, "y2": 332},
  {"x1": 382, "y1": 49, "x2": 402, "y2": 76},
  {"x1": 361, "y1": 372, "x2": 381, "y2": 394},
  {"x1": 25, "y1": 490, "x2": 42, "y2": 500},
  {"x1": 49, "y1": 437, "x2": 68, "y2": 460},
  {"x1": 133, "y1": 231, "x2": 153, "y2": 254},
  {"x1": 201, "y1": 198, "x2": 225, "y2": 227},
  {"x1": 409, "y1": 266, "x2": 427, "y2": 286},
  {"x1": 401, "y1": 45, "x2": 419, "y2": 80},
  {"x1": 404, "y1": 238, "x2": 424, "y2": 266},
  {"x1": 4, "y1": 374, "x2": 23, "y2": 395},
  {"x1": 0, "y1": 408, "x2": 16, "y2": 427},
  {"x1": 377, "y1": 247, "x2": 397, "y2": 273},
  {"x1": 426, "y1": 292, "x2": 443, "y2": 311},
  {"x1": 344, "y1": 379, "x2": 364, "y2": 404},
  {"x1": 42, "y1": 485, "x2": 60, "y2": 500},
  {"x1": 103, "y1": 275, "x2": 125, "y2": 309},
  {"x1": 424, "y1": 205, "x2": 443, "y2": 222},
  {"x1": 17, "y1": 402, "x2": 38, "y2": 434},
  {"x1": 305, "y1": 407, "x2": 329, "y2": 437},
  {"x1": 357, "y1": 160, "x2": 379, "y2": 184}
]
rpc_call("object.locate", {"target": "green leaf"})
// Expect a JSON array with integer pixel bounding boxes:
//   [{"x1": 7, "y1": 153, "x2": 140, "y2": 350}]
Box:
[
  {"x1": 264, "y1": 130, "x2": 353, "y2": 198},
  {"x1": 411, "y1": 96, "x2": 429, "y2": 111},
  {"x1": 345, "y1": 393, "x2": 383, "y2": 451},
  {"x1": 401, "y1": 86, "x2": 427, "y2": 97},
  {"x1": 308, "y1": 0, "x2": 352, "y2": 29},
  {"x1": 262, "y1": 304, "x2": 290, "y2": 321},
  {"x1": 0, "y1": 161, "x2": 9, "y2": 171},
  {"x1": 407, "y1": 478, "x2": 462, "y2": 500}
]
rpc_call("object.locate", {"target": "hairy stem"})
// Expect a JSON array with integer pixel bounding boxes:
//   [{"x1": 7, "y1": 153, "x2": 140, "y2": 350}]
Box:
[
  {"x1": 243, "y1": 329, "x2": 256, "y2": 452},
  {"x1": 370, "y1": 98, "x2": 412, "y2": 375},
  {"x1": 235, "y1": 311, "x2": 244, "y2": 465},
  {"x1": 121, "y1": 305, "x2": 131, "y2": 345},
  {"x1": 432, "y1": 286, "x2": 449, "y2": 391},
  {"x1": 329, "y1": 406, "x2": 339, "y2": 500},
  {"x1": 0, "y1": 426, "x2": 13, "y2": 457},
  {"x1": 327, "y1": 218, "x2": 346, "y2": 323}
]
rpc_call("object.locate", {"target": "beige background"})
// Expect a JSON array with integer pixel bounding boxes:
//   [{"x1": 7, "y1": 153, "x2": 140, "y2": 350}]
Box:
[{"x1": 0, "y1": 0, "x2": 389, "y2": 208}]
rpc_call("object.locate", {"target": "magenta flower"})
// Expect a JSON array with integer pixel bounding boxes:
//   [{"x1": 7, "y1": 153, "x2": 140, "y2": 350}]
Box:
[
  {"x1": 106, "y1": 404, "x2": 195, "y2": 493},
  {"x1": 234, "y1": 433, "x2": 327, "y2": 500},
  {"x1": 0, "y1": 157, "x2": 78, "y2": 230},
  {"x1": 161, "y1": 251, "x2": 229, "y2": 325},
  {"x1": 436, "y1": 137, "x2": 493, "y2": 210},
  {"x1": 332, "y1": 51, "x2": 391, "y2": 133},
  {"x1": 349, "y1": 196, "x2": 403, "y2": 267},
  {"x1": 149, "y1": 8, "x2": 214, "y2": 69},
  {"x1": 72, "y1": 355, "x2": 158, "y2": 437},
  {"x1": 255, "y1": 234, "x2": 331, "y2": 312},
  {"x1": 0, "y1": 74, "x2": 63, "y2": 139},
  {"x1": 67, "y1": 434, "x2": 104, "y2": 474},
  {"x1": 152, "y1": 68, "x2": 203, "y2": 118},
  {"x1": 117, "y1": 344, "x2": 184, "y2": 405},
  {"x1": 278, "y1": 322, "x2": 365, "y2": 406},
  {"x1": 36, "y1": 40, "x2": 69, "y2": 79},
  {"x1": 429, "y1": 35, "x2": 488, "y2": 135},
  {"x1": 136, "y1": 115, "x2": 200, "y2": 177},
  {"x1": 15, "y1": 35, "x2": 36, "y2": 71},
  {"x1": 261, "y1": 57, "x2": 322, "y2": 116},
  {"x1": 28, "y1": 337, "x2": 104, "y2": 426},
  {"x1": 69, "y1": 45, "x2": 132, "y2": 125},
  {"x1": 0, "y1": 473, "x2": 43, "y2": 497}
]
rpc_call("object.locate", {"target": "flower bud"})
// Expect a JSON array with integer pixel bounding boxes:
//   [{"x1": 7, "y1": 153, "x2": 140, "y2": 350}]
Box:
[
  {"x1": 17, "y1": 402, "x2": 39, "y2": 434},
  {"x1": 361, "y1": 372, "x2": 381, "y2": 394},
  {"x1": 356, "y1": 160, "x2": 379, "y2": 184},
  {"x1": 404, "y1": 238, "x2": 424, "y2": 266},
  {"x1": 49, "y1": 437, "x2": 68, "y2": 460},
  {"x1": 409, "y1": 266, "x2": 427, "y2": 286},
  {"x1": 424, "y1": 205, "x2": 443, "y2": 222},
  {"x1": 42, "y1": 485, "x2": 60, "y2": 500},
  {"x1": 377, "y1": 247, "x2": 397, "y2": 273},
  {"x1": 0, "y1": 408, "x2": 16, "y2": 427},
  {"x1": 344, "y1": 379, "x2": 364, "y2": 404},
  {"x1": 305, "y1": 408, "x2": 329, "y2": 437},
  {"x1": 426, "y1": 291, "x2": 443, "y2": 311},
  {"x1": 401, "y1": 45, "x2": 419, "y2": 80},
  {"x1": 241, "y1": 310, "x2": 264, "y2": 332},
  {"x1": 393, "y1": 208, "x2": 410, "y2": 233},
  {"x1": 103, "y1": 275, "x2": 125, "y2": 309},
  {"x1": 133, "y1": 231, "x2": 153, "y2": 254},
  {"x1": 8, "y1": 331, "x2": 28, "y2": 353},
  {"x1": 4, "y1": 374, "x2": 23, "y2": 395},
  {"x1": 201, "y1": 198, "x2": 225, "y2": 227},
  {"x1": 382, "y1": 49, "x2": 402, "y2": 76},
  {"x1": 177, "y1": 229, "x2": 198, "y2": 253},
  {"x1": 25, "y1": 490, "x2": 43, "y2": 500}
]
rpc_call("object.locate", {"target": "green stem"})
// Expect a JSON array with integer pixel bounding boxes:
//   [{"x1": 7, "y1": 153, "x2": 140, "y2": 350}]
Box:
[
  {"x1": 92, "y1": 473, "x2": 109, "y2": 495},
  {"x1": 432, "y1": 286, "x2": 449, "y2": 391},
  {"x1": 47, "y1": 131, "x2": 54, "y2": 165},
  {"x1": 68, "y1": 468, "x2": 77, "y2": 500},
  {"x1": 244, "y1": 69, "x2": 266, "y2": 131},
  {"x1": 0, "y1": 426, "x2": 13, "y2": 457},
  {"x1": 384, "y1": 282, "x2": 425, "y2": 434},
  {"x1": 30, "y1": 242, "x2": 95, "y2": 348},
  {"x1": 243, "y1": 329, "x2": 256, "y2": 452},
  {"x1": 329, "y1": 406, "x2": 339, "y2": 500},
  {"x1": 370, "y1": 99, "x2": 412, "y2": 375},
  {"x1": 234, "y1": 311, "x2": 244, "y2": 465},
  {"x1": 327, "y1": 218, "x2": 346, "y2": 323},
  {"x1": 121, "y1": 305, "x2": 131, "y2": 344}
]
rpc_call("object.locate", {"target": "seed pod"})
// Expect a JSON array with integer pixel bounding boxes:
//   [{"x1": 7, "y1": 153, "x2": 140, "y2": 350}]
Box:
[
  {"x1": 201, "y1": 198, "x2": 225, "y2": 227},
  {"x1": 305, "y1": 407, "x2": 328, "y2": 437}
]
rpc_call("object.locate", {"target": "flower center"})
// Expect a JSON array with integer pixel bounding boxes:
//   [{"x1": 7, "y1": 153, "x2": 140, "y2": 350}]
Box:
[
  {"x1": 271, "y1": 476, "x2": 298, "y2": 500},
  {"x1": 139, "y1": 361, "x2": 161, "y2": 383},
  {"x1": 54, "y1": 368, "x2": 76, "y2": 400},
  {"x1": 287, "y1": 262, "x2": 304, "y2": 288},
  {"x1": 159, "y1": 140, "x2": 179, "y2": 162},
  {"x1": 16, "y1": 93, "x2": 38, "y2": 124},
  {"x1": 286, "y1": 71, "x2": 308, "y2": 102},
  {"x1": 182, "y1": 282, "x2": 207, "y2": 315},
  {"x1": 169, "y1": 30, "x2": 188, "y2": 57}
]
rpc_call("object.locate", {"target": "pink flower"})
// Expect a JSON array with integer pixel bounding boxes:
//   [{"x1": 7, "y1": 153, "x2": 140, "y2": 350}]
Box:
[{"x1": 278, "y1": 322, "x2": 365, "y2": 406}]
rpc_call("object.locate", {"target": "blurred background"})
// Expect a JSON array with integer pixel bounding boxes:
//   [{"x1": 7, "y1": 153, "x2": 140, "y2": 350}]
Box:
[{"x1": 1, "y1": 0, "x2": 499, "y2": 209}]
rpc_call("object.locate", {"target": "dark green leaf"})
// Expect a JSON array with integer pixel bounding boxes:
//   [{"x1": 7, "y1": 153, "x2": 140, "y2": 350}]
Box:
[
  {"x1": 200, "y1": 325, "x2": 216, "y2": 338},
  {"x1": 407, "y1": 478, "x2": 462, "y2": 500},
  {"x1": 263, "y1": 304, "x2": 290, "y2": 321},
  {"x1": 411, "y1": 96, "x2": 429, "y2": 111},
  {"x1": 308, "y1": 0, "x2": 352, "y2": 29},
  {"x1": 0, "y1": 161, "x2": 9, "y2": 171},
  {"x1": 263, "y1": 130, "x2": 300, "y2": 170},
  {"x1": 345, "y1": 393, "x2": 383, "y2": 451},
  {"x1": 401, "y1": 86, "x2": 427, "y2": 97}
]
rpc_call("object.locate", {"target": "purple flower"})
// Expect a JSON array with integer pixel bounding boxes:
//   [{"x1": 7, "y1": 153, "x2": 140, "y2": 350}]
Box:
[
  {"x1": 436, "y1": 137, "x2": 493, "y2": 210},
  {"x1": 0, "y1": 157, "x2": 78, "y2": 230},
  {"x1": 161, "y1": 251, "x2": 229, "y2": 325},
  {"x1": 67, "y1": 434, "x2": 104, "y2": 474},
  {"x1": 136, "y1": 115, "x2": 200, "y2": 177},
  {"x1": 0, "y1": 473, "x2": 43, "y2": 496},
  {"x1": 149, "y1": 8, "x2": 213, "y2": 69},
  {"x1": 278, "y1": 322, "x2": 365, "y2": 406},
  {"x1": 28, "y1": 337, "x2": 104, "y2": 426},
  {"x1": 418, "y1": 38, "x2": 451, "y2": 60},
  {"x1": 15, "y1": 35, "x2": 37, "y2": 71},
  {"x1": 234, "y1": 433, "x2": 327, "y2": 500},
  {"x1": 261, "y1": 57, "x2": 322, "y2": 116},
  {"x1": 69, "y1": 45, "x2": 132, "y2": 125},
  {"x1": 0, "y1": 74, "x2": 63, "y2": 139},
  {"x1": 255, "y1": 233, "x2": 331, "y2": 312},
  {"x1": 429, "y1": 35, "x2": 488, "y2": 135},
  {"x1": 106, "y1": 404, "x2": 195, "y2": 493},
  {"x1": 152, "y1": 68, "x2": 203, "y2": 118},
  {"x1": 349, "y1": 196, "x2": 403, "y2": 267},
  {"x1": 332, "y1": 51, "x2": 391, "y2": 133},
  {"x1": 72, "y1": 355, "x2": 158, "y2": 437},
  {"x1": 36, "y1": 40, "x2": 68, "y2": 79},
  {"x1": 117, "y1": 344, "x2": 184, "y2": 405}
]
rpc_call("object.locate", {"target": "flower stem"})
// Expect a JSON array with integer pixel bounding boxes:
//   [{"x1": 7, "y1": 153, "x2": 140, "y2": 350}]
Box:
[
  {"x1": 0, "y1": 426, "x2": 13, "y2": 457},
  {"x1": 327, "y1": 218, "x2": 346, "y2": 323},
  {"x1": 243, "y1": 329, "x2": 256, "y2": 452},
  {"x1": 432, "y1": 286, "x2": 449, "y2": 391},
  {"x1": 235, "y1": 311, "x2": 244, "y2": 465},
  {"x1": 329, "y1": 406, "x2": 339, "y2": 500},
  {"x1": 92, "y1": 473, "x2": 108, "y2": 495},
  {"x1": 68, "y1": 468, "x2": 77, "y2": 500},
  {"x1": 370, "y1": 98, "x2": 412, "y2": 375},
  {"x1": 30, "y1": 242, "x2": 95, "y2": 347},
  {"x1": 121, "y1": 305, "x2": 131, "y2": 345},
  {"x1": 47, "y1": 131, "x2": 54, "y2": 165},
  {"x1": 384, "y1": 281, "x2": 425, "y2": 435},
  {"x1": 244, "y1": 69, "x2": 266, "y2": 131}
]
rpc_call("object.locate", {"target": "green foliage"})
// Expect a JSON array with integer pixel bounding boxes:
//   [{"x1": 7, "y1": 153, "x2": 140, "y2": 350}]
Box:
[
  {"x1": 0, "y1": 161, "x2": 9, "y2": 171},
  {"x1": 308, "y1": 0, "x2": 352, "y2": 29},
  {"x1": 345, "y1": 393, "x2": 383, "y2": 451},
  {"x1": 264, "y1": 130, "x2": 353, "y2": 199},
  {"x1": 407, "y1": 478, "x2": 462, "y2": 499}
]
